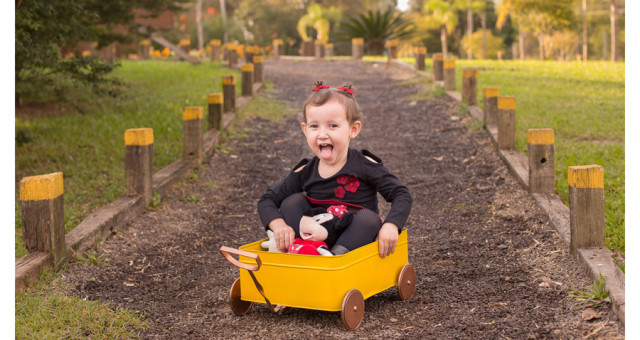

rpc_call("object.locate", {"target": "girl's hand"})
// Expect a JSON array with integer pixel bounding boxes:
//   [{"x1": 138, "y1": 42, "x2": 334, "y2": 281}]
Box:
[
  {"x1": 377, "y1": 222, "x2": 399, "y2": 258},
  {"x1": 268, "y1": 218, "x2": 295, "y2": 251}
]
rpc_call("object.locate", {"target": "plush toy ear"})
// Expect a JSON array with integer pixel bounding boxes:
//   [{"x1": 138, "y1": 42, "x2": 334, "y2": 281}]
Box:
[{"x1": 334, "y1": 212, "x2": 354, "y2": 231}]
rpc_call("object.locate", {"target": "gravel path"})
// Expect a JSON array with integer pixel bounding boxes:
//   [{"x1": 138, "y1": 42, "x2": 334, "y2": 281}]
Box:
[{"x1": 62, "y1": 59, "x2": 623, "y2": 339}]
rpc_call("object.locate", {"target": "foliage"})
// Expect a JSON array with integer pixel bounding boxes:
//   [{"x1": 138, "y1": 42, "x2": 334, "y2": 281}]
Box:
[
  {"x1": 337, "y1": 8, "x2": 414, "y2": 55},
  {"x1": 15, "y1": 0, "x2": 191, "y2": 101},
  {"x1": 234, "y1": 0, "x2": 302, "y2": 46},
  {"x1": 568, "y1": 274, "x2": 610, "y2": 307},
  {"x1": 461, "y1": 30, "x2": 503, "y2": 59},
  {"x1": 547, "y1": 30, "x2": 580, "y2": 60},
  {"x1": 296, "y1": 3, "x2": 342, "y2": 42}
]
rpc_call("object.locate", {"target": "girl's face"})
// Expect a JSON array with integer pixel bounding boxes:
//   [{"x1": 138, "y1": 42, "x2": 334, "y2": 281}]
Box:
[{"x1": 301, "y1": 101, "x2": 361, "y2": 169}]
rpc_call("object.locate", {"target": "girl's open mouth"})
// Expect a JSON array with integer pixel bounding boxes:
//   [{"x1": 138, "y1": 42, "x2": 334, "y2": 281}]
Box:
[{"x1": 319, "y1": 144, "x2": 333, "y2": 159}]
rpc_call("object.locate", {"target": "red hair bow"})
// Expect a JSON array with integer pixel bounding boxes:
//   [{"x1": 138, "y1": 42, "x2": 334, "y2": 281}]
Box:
[
  {"x1": 312, "y1": 85, "x2": 330, "y2": 92},
  {"x1": 336, "y1": 87, "x2": 354, "y2": 94}
]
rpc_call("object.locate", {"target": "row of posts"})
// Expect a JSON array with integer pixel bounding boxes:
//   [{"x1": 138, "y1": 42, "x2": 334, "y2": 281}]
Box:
[
  {"x1": 431, "y1": 58, "x2": 606, "y2": 255},
  {"x1": 18, "y1": 70, "x2": 259, "y2": 269}
]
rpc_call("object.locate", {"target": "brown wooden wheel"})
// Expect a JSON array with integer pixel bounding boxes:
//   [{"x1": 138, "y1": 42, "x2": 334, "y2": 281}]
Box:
[
  {"x1": 229, "y1": 278, "x2": 253, "y2": 316},
  {"x1": 398, "y1": 263, "x2": 416, "y2": 301},
  {"x1": 341, "y1": 289, "x2": 365, "y2": 330}
]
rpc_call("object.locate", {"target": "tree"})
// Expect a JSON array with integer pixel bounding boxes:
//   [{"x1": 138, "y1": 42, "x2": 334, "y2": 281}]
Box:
[
  {"x1": 15, "y1": 0, "x2": 191, "y2": 103},
  {"x1": 422, "y1": 0, "x2": 458, "y2": 58},
  {"x1": 296, "y1": 3, "x2": 342, "y2": 43},
  {"x1": 610, "y1": 0, "x2": 617, "y2": 61},
  {"x1": 234, "y1": 0, "x2": 303, "y2": 47},
  {"x1": 337, "y1": 8, "x2": 414, "y2": 55},
  {"x1": 461, "y1": 30, "x2": 503, "y2": 59}
]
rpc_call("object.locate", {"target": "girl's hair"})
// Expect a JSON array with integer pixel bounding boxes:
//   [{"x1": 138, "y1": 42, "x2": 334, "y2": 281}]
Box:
[{"x1": 301, "y1": 80, "x2": 362, "y2": 124}]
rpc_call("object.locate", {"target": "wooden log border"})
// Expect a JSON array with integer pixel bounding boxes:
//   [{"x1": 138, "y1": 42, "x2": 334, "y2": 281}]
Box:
[{"x1": 16, "y1": 68, "x2": 264, "y2": 292}]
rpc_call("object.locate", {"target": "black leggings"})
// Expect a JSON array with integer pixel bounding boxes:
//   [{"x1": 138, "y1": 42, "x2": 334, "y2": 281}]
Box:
[{"x1": 280, "y1": 193, "x2": 381, "y2": 251}]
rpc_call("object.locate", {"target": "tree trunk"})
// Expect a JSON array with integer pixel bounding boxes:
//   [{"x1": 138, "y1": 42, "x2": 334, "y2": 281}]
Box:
[
  {"x1": 519, "y1": 29, "x2": 525, "y2": 60},
  {"x1": 582, "y1": 0, "x2": 588, "y2": 62},
  {"x1": 441, "y1": 26, "x2": 448, "y2": 59},
  {"x1": 220, "y1": 0, "x2": 228, "y2": 44},
  {"x1": 610, "y1": 0, "x2": 617, "y2": 61},
  {"x1": 467, "y1": 2, "x2": 473, "y2": 59},
  {"x1": 481, "y1": 11, "x2": 487, "y2": 59},
  {"x1": 538, "y1": 34, "x2": 544, "y2": 60},
  {"x1": 196, "y1": 0, "x2": 204, "y2": 56}
]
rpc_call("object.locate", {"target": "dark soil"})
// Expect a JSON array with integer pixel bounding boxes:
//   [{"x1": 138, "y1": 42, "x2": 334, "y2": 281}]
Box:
[{"x1": 61, "y1": 60, "x2": 624, "y2": 339}]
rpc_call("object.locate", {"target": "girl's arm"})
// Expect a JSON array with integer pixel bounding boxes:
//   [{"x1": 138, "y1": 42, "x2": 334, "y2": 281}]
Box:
[{"x1": 377, "y1": 222, "x2": 399, "y2": 258}]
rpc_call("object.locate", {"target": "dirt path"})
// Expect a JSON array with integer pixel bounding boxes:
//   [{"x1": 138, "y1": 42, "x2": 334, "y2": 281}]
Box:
[{"x1": 62, "y1": 60, "x2": 623, "y2": 339}]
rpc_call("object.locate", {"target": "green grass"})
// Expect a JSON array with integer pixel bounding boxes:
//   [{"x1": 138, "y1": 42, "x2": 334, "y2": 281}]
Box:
[
  {"x1": 15, "y1": 60, "x2": 241, "y2": 258},
  {"x1": 390, "y1": 56, "x2": 624, "y2": 256},
  {"x1": 16, "y1": 270, "x2": 148, "y2": 338}
]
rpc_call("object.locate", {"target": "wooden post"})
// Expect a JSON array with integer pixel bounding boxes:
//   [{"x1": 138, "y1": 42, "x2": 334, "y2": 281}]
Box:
[
  {"x1": 125, "y1": 128, "x2": 153, "y2": 205},
  {"x1": 253, "y1": 55, "x2": 264, "y2": 83},
  {"x1": 222, "y1": 75, "x2": 236, "y2": 112},
  {"x1": 273, "y1": 39, "x2": 283, "y2": 59},
  {"x1": 483, "y1": 88, "x2": 499, "y2": 127},
  {"x1": 179, "y1": 39, "x2": 190, "y2": 54},
  {"x1": 325, "y1": 43, "x2": 334, "y2": 57},
  {"x1": 415, "y1": 47, "x2": 426, "y2": 71},
  {"x1": 443, "y1": 59, "x2": 456, "y2": 91},
  {"x1": 227, "y1": 43, "x2": 238, "y2": 68},
  {"x1": 302, "y1": 40, "x2": 315, "y2": 57},
  {"x1": 241, "y1": 64, "x2": 254, "y2": 97},
  {"x1": 433, "y1": 53, "x2": 444, "y2": 81},
  {"x1": 352, "y1": 38, "x2": 364, "y2": 60},
  {"x1": 314, "y1": 40, "x2": 325, "y2": 59},
  {"x1": 20, "y1": 172, "x2": 66, "y2": 268},
  {"x1": 462, "y1": 68, "x2": 478, "y2": 106},
  {"x1": 385, "y1": 39, "x2": 398, "y2": 62},
  {"x1": 183, "y1": 107, "x2": 204, "y2": 161},
  {"x1": 497, "y1": 96, "x2": 516, "y2": 150},
  {"x1": 210, "y1": 39, "x2": 221, "y2": 61},
  {"x1": 208, "y1": 93, "x2": 223, "y2": 130},
  {"x1": 245, "y1": 46, "x2": 254, "y2": 64},
  {"x1": 527, "y1": 129, "x2": 555, "y2": 194},
  {"x1": 139, "y1": 39, "x2": 151, "y2": 60},
  {"x1": 568, "y1": 165, "x2": 605, "y2": 254}
]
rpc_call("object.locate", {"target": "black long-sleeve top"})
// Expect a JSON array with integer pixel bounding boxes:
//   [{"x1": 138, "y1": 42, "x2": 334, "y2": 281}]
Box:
[{"x1": 258, "y1": 148, "x2": 412, "y2": 230}]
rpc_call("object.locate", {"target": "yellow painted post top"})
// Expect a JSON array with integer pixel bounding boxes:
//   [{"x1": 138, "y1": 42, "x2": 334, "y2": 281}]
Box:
[
  {"x1": 208, "y1": 93, "x2": 223, "y2": 104},
  {"x1": 315, "y1": 40, "x2": 324, "y2": 45},
  {"x1": 253, "y1": 55, "x2": 264, "y2": 63},
  {"x1": 433, "y1": 53, "x2": 443, "y2": 61},
  {"x1": 273, "y1": 39, "x2": 283, "y2": 45},
  {"x1": 210, "y1": 39, "x2": 221, "y2": 46},
  {"x1": 140, "y1": 39, "x2": 151, "y2": 46},
  {"x1": 385, "y1": 39, "x2": 398, "y2": 47},
  {"x1": 462, "y1": 69, "x2": 477, "y2": 78},
  {"x1": 82, "y1": 50, "x2": 92, "y2": 57},
  {"x1": 222, "y1": 75, "x2": 236, "y2": 85},
  {"x1": 125, "y1": 128, "x2": 154, "y2": 146},
  {"x1": 226, "y1": 43, "x2": 237, "y2": 50},
  {"x1": 416, "y1": 47, "x2": 426, "y2": 54},
  {"x1": 483, "y1": 88, "x2": 499, "y2": 98},
  {"x1": 183, "y1": 106, "x2": 204, "y2": 121},
  {"x1": 568, "y1": 165, "x2": 604, "y2": 189},
  {"x1": 326, "y1": 43, "x2": 334, "y2": 48},
  {"x1": 443, "y1": 60, "x2": 456, "y2": 69},
  {"x1": 497, "y1": 96, "x2": 516, "y2": 110},
  {"x1": 241, "y1": 64, "x2": 254, "y2": 72},
  {"x1": 20, "y1": 172, "x2": 64, "y2": 201},
  {"x1": 179, "y1": 39, "x2": 191, "y2": 46},
  {"x1": 527, "y1": 128, "x2": 554, "y2": 145},
  {"x1": 352, "y1": 38, "x2": 364, "y2": 45}
]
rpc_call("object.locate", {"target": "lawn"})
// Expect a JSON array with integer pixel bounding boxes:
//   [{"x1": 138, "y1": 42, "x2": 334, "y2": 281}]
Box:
[
  {"x1": 376, "y1": 56, "x2": 625, "y2": 260},
  {"x1": 15, "y1": 60, "x2": 242, "y2": 258}
]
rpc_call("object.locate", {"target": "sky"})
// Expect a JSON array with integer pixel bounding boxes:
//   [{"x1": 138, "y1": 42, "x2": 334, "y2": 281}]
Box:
[{"x1": 397, "y1": 0, "x2": 410, "y2": 11}]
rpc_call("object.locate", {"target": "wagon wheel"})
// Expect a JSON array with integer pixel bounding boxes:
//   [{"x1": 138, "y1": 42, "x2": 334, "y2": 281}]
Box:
[
  {"x1": 229, "y1": 278, "x2": 253, "y2": 316},
  {"x1": 341, "y1": 289, "x2": 365, "y2": 330},
  {"x1": 398, "y1": 263, "x2": 416, "y2": 301}
]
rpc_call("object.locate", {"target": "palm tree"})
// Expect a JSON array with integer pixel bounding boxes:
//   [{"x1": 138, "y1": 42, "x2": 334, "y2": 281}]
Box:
[
  {"x1": 337, "y1": 8, "x2": 413, "y2": 55},
  {"x1": 423, "y1": 0, "x2": 458, "y2": 58}
]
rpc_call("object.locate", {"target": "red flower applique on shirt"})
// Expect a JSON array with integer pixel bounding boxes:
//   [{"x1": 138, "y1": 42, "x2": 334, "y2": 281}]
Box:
[{"x1": 334, "y1": 174, "x2": 359, "y2": 198}]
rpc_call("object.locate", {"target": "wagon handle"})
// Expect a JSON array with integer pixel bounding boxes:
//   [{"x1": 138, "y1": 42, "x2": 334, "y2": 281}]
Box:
[
  {"x1": 219, "y1": 246, "x2": 284, "y2": 313},
  {"x1": 220, "y1": 246, "x2": 262, "y2": 271}
]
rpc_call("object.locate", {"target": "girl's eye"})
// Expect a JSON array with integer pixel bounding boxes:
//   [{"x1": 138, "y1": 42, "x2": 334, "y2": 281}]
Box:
[
  {"x1": 309, "y1": 124, "x2": 318, "y2": 128},
  {"x1": 330, "y1": 124, "x2": 339, "y2": 128}
]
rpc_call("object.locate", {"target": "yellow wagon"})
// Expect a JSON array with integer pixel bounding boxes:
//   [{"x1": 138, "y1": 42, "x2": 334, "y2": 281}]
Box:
[{"x1": 220, "y1": 229, "x2": 415, "y2": 330}]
